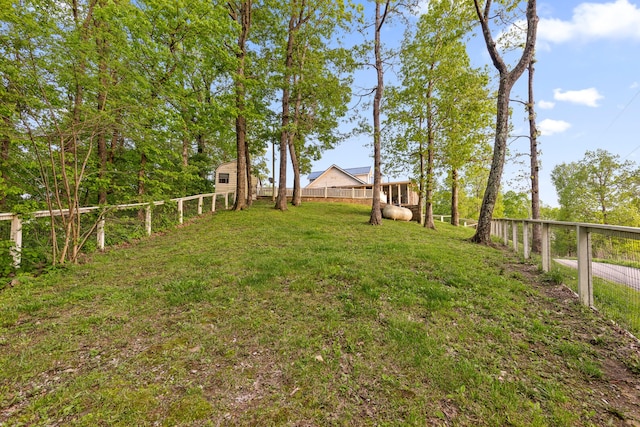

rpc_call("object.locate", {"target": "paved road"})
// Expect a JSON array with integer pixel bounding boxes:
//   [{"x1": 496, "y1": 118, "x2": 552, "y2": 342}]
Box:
[{"x1": 554, "y1": 259, "x2": 640, "y2": 291}]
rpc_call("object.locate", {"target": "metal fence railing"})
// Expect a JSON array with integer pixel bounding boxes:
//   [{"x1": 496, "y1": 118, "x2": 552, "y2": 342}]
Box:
[
  {"x1": 493, "y1": 219, "x2": 640, "y2": 337},
  {"x1": 0, "y1": 191, "x2": 235, "y2": 269}
]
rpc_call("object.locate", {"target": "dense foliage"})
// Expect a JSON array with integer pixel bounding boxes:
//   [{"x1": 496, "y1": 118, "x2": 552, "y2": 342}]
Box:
[
  {"x1": 1, "y1": 1, "x2": 240, "y2": 210},
  {"x1": 1, "y1": 0, "x2": 359, "y2": 263},
  {"x1": 2, "y1": 0, "x2": 570, "y2": 265},
  {"x1": 552, "y1": 149, "x2": 640, "y2": 226}
]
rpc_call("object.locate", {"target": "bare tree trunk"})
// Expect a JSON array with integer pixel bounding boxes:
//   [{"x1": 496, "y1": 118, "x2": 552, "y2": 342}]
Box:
[
  {"x1": 471, "y1": 82, "x2": 513, "y2": 242},
  {"x1": 181, "y1": 132, "x2": 189, "y2": 167},
  {"x1": 275, "y1": 109, "x2": 289, "y2": 211},
  {"x1": 288, "y1": 135, "x2": 302, "y2": 206},
  {"x1": 424, "y1": 83, "x2": 435, "y2": 229},
  {"x1": 137, "y1": 152, "x2": 146, "y2": 222},
  {"x1": 234, "y1": 112, "x2": 248, "y2": 210},
  {"x1": 424, "y1": 194, "x2": 434, "y2": 229},
  {"x1": 230, "y1": 1, "x2": 252, "y2": 211},
  {"x1": 471, "y1": 0, "x2": 538, "y2": 244},
  {"x1": 528, "y1": 59, "x2": 541, "y2": 253},
  {"x1": 97, "y1": 32, "x2": 108, "y2": 205},
  {"x1": 109, "y1": 119, "x2": 121, "y2": 164},
  {"x1": 370, "y1": 0, "x2": 389, "y2": 225},
  {"x1": 418, "y1": 138, "x2": 425, "y2": 225},
  {"x1": 245, "y1": 141, "x2": 253, "y2": 206},
  {"x1": 423, "y1": 145, "x2": 435, "y2": 229},
  {"x1": 276, "y1": 13, "x2": 297, "y2": 211},
  {"x1": 289, "y1": 71, "x2": 305, "y2": 207},
  {"x1": 451, "y1": 168, "x2": 459, "y2": 226}
]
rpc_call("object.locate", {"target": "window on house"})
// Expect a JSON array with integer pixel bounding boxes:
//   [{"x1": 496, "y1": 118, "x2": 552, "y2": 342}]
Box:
[{"x1": 219, "y1": 173, "x2": 230, "y2": 184}]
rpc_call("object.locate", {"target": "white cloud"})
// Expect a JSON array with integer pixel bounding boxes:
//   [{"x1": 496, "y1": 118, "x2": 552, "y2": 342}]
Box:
[
  {"x1": 553, "y1": 88, "x2": 604, "y2": 107},
  {"x1": 631, "y1": 82, "x2": 639, "y2": 89},
  {"x1": 539, "y1": 0, "x2": 640, "y2": 44},
  {"x1": 538, "y1": 119, "x2": 572, "y2": 136},
  {"x1": 538, "y1": 100, "x2": 556, "y2": 109}
]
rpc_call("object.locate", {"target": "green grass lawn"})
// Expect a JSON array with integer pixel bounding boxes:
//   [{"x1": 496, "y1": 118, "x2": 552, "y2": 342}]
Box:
[{"x1": 1, "y1": 201, "x2": 639, "y2": 426}]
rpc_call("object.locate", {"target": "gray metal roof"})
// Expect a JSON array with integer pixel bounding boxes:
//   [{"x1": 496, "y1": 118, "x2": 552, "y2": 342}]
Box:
[
  {"x1": 308, "y1": 166, "x2": 371, "y2": 180},
  {"x1": 344, "y1": 166, "x2": 372, "y2": 176}
]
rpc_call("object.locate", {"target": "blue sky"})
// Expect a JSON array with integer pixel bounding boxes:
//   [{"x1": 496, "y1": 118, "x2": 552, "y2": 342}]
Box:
[{"x1": 293, "y1": 0, "x2": 640, "y2": 208}]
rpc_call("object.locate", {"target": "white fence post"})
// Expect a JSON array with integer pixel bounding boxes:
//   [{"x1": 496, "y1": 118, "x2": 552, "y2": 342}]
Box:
[
  {"x1": 198, "y1": 197, "x2": 203, "y2": 215},
  {"x1": 145, "y1": 204, "x2": 152, "y2": 236},
  {"x1": 512, "y1": 220, "x2": 518, "y2": 252},
  {"x1": 577, "y1": 225, "x2": 594, "y2": 307},
  {"x1": 212, "y1": 195, "x2": 217, "y2": 212},
  {"x1": 541, "y1": 223, "x2": 551, "y2": 272},
  {"x1": 97, "y1": 216, "x2": 105, "y2": 251},
  {"x1": 10, "y1": 215, "x2": 22, "y2": 268},
  {"x1": 177, "y1": 199, "x2": 184, "y2": 224},
  {"x1": 523, "y1": 221, "x2": 530, "y2": 259},
  {"x1": 503, "y1": 221, "x2": 509, "y2": 246},
  {"x1": 225, "y1": 193, "x2": 229, "y2": 209}
]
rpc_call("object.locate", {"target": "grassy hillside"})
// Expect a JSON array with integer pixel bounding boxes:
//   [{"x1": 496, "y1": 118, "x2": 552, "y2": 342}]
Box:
[{"x1": 1, "y1": 201, "x2": 639, "y2": 426}]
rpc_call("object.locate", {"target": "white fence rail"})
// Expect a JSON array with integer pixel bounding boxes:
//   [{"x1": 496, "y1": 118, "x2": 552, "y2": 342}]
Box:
[
  {"x1": 1, "y1": 191, "x2": 235, "y2": 268},
  {"x1": 432, "y1": 215, "x2": 478, "y2": 228},
  {"x1": 492, "y1": 218, "x2": 640, "y2": 313},
  {"x1": 257, "y1": 187, "x2": 374, "y2": 199}
]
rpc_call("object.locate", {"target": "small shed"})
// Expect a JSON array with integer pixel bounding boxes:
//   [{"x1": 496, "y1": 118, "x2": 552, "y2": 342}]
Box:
[{"x1": 215, "y1": 160, "x2": 259, "y2": 199}]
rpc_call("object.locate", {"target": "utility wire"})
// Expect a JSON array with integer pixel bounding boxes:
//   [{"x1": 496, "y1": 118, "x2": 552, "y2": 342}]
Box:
[{"x1": 608, "y1": 85, "x2": 640, "y2": 160}]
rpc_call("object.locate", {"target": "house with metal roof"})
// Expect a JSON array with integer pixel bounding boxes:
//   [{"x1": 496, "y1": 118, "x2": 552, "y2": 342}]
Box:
[
  {"x1": 305, "y1": 164, "x2": 419, "y2": 208},
  {"x1": 306, "y1": 165, "x2": 372, "y2": 188}
]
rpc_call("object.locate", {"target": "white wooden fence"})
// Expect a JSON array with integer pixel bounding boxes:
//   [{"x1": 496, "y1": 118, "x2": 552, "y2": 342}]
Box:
[
  {"x1": 257, "y1": 187, "x2": 374, "y2": 199},
  {"x1": 492, "y1": 218, "x2": 640, "y2": 308},
  {"x1": 432, "y1": 215, "x2": 478, "y2": 228},
  {"x1": 1, "y1": 191, "x2": 235, "y2": 268}
]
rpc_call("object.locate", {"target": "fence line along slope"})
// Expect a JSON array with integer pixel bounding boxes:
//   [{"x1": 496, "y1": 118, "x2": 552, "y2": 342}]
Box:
[{"x1": 1, "y1": 201, "x2": 639, "y2": 426}]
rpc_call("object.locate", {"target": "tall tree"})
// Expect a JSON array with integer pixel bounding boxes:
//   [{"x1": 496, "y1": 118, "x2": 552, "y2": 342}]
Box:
[
  {"x1": 440, "y1": 69, "x2": 493, "y2": 227},
  {"x1": 274, "y1": 0, "x2": 355, "y2": 210},
  {"x1": 383, "y1": 0, "x2": 490, "y2": 228},
  {"x1": 369, "y1": 0, "x2": 389, "y2": 225},
  {"x1": 527, "y1": 58, "x2": 542, "y2": 252},
  {"x1": 551, "y1": 149, "x2": 639, "y2": 226},
  {"x1": 274, "y1": 2, "x2": 299, "y2": 211},
  {"x1": 128, "y1": 0, "x2": 236, "y2": 201},
  {"x1": 470, "y1": 0, "x2": 538, "y2": 244},
  {"x1": 288, "y1": 47, "x2": 354, "y2": 206},
  {"x1": 229, "y1": 0, "x2": 252, "y2": 210}
]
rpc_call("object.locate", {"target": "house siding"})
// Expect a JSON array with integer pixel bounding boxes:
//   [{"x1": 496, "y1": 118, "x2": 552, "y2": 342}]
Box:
[
  {"x1": 215, "y1": 161, "x2": 238, "y2": 194},
  {"x1": 353, "y1": 173, "x2": 371, "y2": 184},
  {"x1": 215, "y1": 160, "x2": 259, "y2": 197}
]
